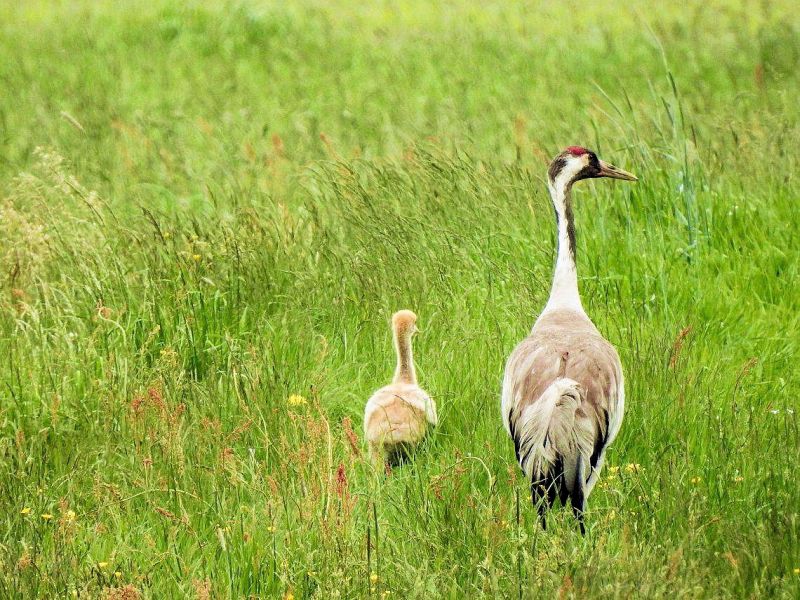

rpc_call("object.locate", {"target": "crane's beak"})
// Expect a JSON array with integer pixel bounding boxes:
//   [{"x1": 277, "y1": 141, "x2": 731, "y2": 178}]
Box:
[{"x1": 598, "y1": 160, "x2": 637, "y2": 181}]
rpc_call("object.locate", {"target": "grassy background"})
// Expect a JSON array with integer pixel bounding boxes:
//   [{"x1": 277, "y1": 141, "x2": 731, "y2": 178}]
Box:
[{"x1": 1, "y1": 0, "x2": 799, "y2": 597}]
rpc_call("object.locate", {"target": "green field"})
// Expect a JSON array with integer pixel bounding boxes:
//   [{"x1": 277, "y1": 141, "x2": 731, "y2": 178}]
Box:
[{"x1": 1, "y1": 1, "x2": 799, "y2": 597}]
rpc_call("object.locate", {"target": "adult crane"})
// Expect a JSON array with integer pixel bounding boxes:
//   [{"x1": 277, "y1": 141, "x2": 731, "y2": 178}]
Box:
[{"x1": 501, "y1": 146, "x2": 637, "y2": 534}]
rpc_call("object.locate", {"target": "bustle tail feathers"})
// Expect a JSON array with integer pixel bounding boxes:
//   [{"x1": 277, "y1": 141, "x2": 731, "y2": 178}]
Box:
[{"x1": 513, "y1": 378, "x2": 593, "y2": 493}]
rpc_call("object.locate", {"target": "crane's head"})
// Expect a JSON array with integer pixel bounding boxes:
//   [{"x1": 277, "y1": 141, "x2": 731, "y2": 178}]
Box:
[
  {"x1": 548, "y1": 146, "x2": 637, "y2": 187},
  {"x1": 392, "y1": 310, "x2": 420, "y2": 336}
]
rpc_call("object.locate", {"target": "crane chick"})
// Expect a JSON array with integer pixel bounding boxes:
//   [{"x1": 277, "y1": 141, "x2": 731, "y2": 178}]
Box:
[{"x1": 364, "y1": 310, "x2": 437, "y2": 468}]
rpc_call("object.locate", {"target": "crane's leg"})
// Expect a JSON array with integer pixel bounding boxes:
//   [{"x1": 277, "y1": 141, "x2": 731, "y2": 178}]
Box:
[
  {"x1": 531, "y1": 479, "x2": 556, "y2": 531},
  {"x1": 570, "y1": 455, "x2": 587, "y2": 536},
  {"x1": 572, "y1": 497, "x2": 586, "y2": 536}
]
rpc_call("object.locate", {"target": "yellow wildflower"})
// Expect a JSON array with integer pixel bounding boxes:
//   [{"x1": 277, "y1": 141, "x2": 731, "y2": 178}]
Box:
[
  {"x1": 192, "y1": 254, "x2": 202, "y2": 262},
  {"x1": 64, "y1": 510, "x2": 76, "y2": 522},
  {"x1": 370, "y1": 573, "x2": 379, "y2": 584},
  {"x1": 284, "y1": 593, "x2": 295, "y2": 600},
  {"x1": 41, "y1": 513, "x2": 53, "y2": 521},
  {"x1": 20, "y1": 507, "x2": 31, "y2": 515},
  {"x1": 267, "y1": 525, "x2": 276, "y2": 533},
  {"x1": 625, "y1": 463, "x2": 642, "y2": 473},
  {"x1": 733, "y1": 476, "x2": 744, "y2": 483},
  {"x1": 288, "y1": 394, "x2": 307, "y2": 407},
  {"x1": 794, "y1": 567, "x2": 800, "y2": 575},
  {"x1": 115, "y1": 571, "x2": 122, "y2": 579},
  {"x1": 381, "y1": 592, "x2": 391, "y2": 599},
  {"x1": 608, "y1": 466, "x2": 620, "y2": 475},
  {"x1": 690, "y1": 476, "x2": 701, "y2": 485},
  {"x1": 98, "y1": 562, "x2": 109, "y2": 569}
]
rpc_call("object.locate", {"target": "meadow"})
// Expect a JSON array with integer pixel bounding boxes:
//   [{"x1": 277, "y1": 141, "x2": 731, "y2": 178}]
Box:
[{"x1": 1, "y1": 0, "x2": 799, "y2": 597}]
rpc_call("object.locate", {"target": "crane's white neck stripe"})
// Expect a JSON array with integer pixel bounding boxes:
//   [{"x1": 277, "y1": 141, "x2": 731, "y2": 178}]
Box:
[{"x1": 542, "y1": 175, "x2": 583, "y2": 315}]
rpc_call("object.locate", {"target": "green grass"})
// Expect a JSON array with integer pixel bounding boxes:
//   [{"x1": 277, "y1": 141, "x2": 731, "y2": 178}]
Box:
[{"x1": 1, "y1": 0, "x2": 799, "y2": 597}]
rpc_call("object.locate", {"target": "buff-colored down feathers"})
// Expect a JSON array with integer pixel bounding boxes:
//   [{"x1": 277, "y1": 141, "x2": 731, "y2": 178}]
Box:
[{"x1": 364, "y1": 310, "x2": 437, "y2": 467}]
